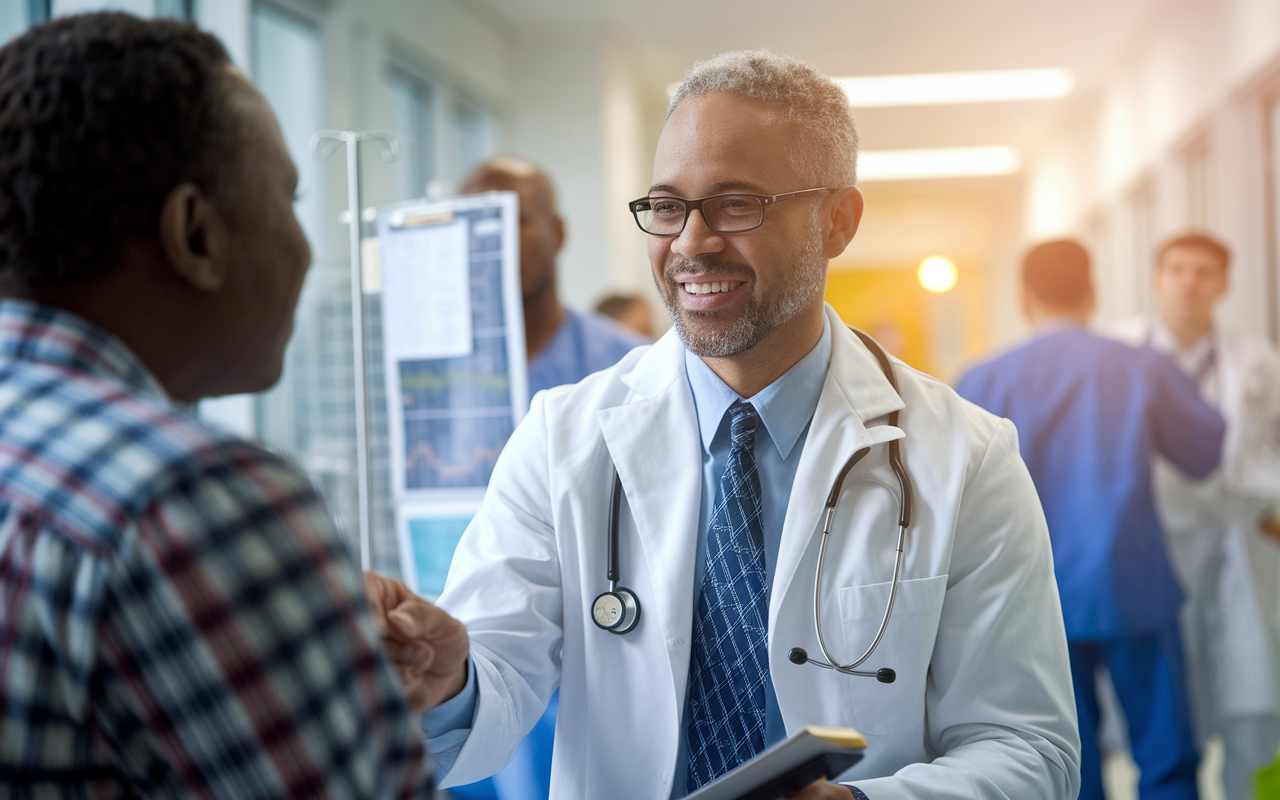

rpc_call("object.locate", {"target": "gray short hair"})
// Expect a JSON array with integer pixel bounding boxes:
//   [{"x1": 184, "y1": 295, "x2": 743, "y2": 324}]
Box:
[{"x1": 667, "y1": 49, "x2": 859, "y2": 187}]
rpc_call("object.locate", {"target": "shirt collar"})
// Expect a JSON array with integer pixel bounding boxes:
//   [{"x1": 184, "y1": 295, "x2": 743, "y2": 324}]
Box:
[
  {"x1": 1150, "y1": 317, "x2": 1214, "y2": 361},
  {"x1": 0, "y1": 299, "x2": 168, "y2": 400},
  {"x1": 684, "y1": 315, "x2": 832, "y2": 460}
]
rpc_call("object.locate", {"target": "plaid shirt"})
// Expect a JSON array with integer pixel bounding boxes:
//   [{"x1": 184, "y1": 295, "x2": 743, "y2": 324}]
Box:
[{"x1": 0, "y1": 300, "x2": 433, "y2": 798}]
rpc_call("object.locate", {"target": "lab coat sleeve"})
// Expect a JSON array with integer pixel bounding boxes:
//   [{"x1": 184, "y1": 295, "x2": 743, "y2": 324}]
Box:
[
  {"x1": 853, "y1": 419, "x2": 1082, "y2": 800},
  {"x1": 431, "y1": 391, "x2": 565, "y2": 787},
  {"x1": 1222, "y1": 340, "x2": 1280, "y2": 505}
]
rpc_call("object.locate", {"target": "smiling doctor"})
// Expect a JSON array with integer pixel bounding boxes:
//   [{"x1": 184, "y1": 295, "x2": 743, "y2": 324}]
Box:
[{"x1": 372, "y1": 50, "x2": 1081, "y2": 799}]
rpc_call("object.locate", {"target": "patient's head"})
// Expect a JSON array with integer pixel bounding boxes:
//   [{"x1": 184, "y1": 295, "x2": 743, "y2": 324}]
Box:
[{"x1": 0, "y1": 12, "x2": 310, "y2": 402}]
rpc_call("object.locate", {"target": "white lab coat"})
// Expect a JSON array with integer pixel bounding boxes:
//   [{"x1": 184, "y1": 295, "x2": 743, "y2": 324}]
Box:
[
  {"x1": 1110, "y1": 318, "x2": 1280, "y2": 732},
  {"x1": 437, "y1": 306, "x2": 1081, "y2": 799}
]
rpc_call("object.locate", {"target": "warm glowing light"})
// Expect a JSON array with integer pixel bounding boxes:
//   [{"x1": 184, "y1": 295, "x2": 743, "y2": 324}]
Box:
[
  {"x1": 918, "y1": 256, "x2": 959, "y2": 293},
  {"x1": 836, "y1": 69, "x2": 1074, "y2": 108},
  {"x1": 858, "y1": 146, "x2": 1022, "y2": 182}
]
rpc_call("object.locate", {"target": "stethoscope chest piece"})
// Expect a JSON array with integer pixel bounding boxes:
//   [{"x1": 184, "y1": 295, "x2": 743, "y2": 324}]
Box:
[{"x1": 592, "y1": 587, "x2": 640, "y2": 634}]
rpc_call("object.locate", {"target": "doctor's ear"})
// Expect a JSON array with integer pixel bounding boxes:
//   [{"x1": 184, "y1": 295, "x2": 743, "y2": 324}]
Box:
[{"x1": 820, "y1": 187, "x2": 864, "y2": 259}]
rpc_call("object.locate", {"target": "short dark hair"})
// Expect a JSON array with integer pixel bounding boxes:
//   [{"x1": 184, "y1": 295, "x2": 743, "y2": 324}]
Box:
[
  {"x1": 0, "y1": 12, "x2": 238, "y2": 288},
  {"x1": 1156, "y1": 232, "x2": 1231, "y2": 271},
  {"x1": 1023, "y1": 239, "x2": 1092, "y2": 307}
]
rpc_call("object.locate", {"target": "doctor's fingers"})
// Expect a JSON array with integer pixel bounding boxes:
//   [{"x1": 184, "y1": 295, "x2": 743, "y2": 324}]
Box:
[
  {"x1": 363, "y1": 570, "x2": 420, "y2": 635},
  {"x1": 381, "y1": 637, "x2": 434, "y2": 669},
  {"x1": 362, "y1": 570, "x2": 467, "y2": 643},
  {"x1": 362, "y1": 570, "x2": 469, "y2": 661}
]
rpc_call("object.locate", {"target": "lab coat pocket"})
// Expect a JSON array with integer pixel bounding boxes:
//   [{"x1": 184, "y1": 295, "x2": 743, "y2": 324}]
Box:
[{"x1": 837, "y1": 574, "x2": 947, "y2": 736}]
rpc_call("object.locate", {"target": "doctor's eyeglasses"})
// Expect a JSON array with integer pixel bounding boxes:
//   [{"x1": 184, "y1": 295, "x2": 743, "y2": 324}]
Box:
[{"x1": 628, "y1": 187, "x2": 830, "y2": 236}]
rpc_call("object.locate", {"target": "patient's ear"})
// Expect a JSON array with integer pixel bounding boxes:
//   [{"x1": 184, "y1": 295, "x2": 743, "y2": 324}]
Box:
[{"x1": 158, "y1": 183, "x2": 227, "y2": 292}]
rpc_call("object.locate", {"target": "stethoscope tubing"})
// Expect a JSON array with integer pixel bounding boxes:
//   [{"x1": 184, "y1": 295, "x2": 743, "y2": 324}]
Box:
[
  {"x1": 595, "y1": 327, "x2": 912, "y2": 682},
  {"x1": 813, "y1": 515, "x2": 907, "y2": 674}
]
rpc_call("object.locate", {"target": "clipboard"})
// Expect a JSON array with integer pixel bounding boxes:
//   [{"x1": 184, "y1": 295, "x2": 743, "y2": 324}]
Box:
[{"x1": 686, "y1": 726, "x2": 867, "y2": 800}]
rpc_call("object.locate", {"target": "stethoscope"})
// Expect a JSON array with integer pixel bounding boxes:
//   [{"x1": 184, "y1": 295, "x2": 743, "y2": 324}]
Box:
[{"x1": 591, "y1": 329, "x2": 912, "y2": 685}]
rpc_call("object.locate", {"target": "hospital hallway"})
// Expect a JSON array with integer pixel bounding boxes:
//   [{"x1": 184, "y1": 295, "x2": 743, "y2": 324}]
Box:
[{"x1": 4, "y1": 0, "x2": 1279, "y2": 798}]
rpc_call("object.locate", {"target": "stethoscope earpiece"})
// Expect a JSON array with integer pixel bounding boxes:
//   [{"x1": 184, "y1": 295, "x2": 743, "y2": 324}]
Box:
[{"x1": 788, "y1": 647, "x2": 897, "y2": 683}]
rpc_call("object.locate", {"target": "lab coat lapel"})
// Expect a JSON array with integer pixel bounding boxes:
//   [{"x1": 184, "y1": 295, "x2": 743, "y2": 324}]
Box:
[
  {"x1": 596, "y1": 330, "x2": 702, "y2": 701},
  {"x1": 771, "y1": 307, "x2": 907, "y2": 631}
]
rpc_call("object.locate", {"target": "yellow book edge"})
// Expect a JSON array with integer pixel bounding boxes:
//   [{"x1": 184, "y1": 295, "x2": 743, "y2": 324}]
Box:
[{"x1": 801, "y1": 725, "x2": 868, "y2": 750}]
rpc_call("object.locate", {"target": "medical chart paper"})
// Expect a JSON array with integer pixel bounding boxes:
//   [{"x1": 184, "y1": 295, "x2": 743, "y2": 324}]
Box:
[
  {"x1": 379, "y1": 215, "x2": 473, "y2": 361},
  {"x1": 375, "y1": 192, "x2": 527, "y2": 597}
]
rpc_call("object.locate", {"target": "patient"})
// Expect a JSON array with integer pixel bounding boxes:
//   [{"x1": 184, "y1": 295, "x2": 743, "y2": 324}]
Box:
[{"x1": 0, "y1": 13, "x2": 452, "y2": 796}]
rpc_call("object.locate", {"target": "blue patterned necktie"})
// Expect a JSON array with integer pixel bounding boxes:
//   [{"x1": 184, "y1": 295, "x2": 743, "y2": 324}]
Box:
[{"x1": 686, "y1": 400, "x2": 770, "y2": 792}]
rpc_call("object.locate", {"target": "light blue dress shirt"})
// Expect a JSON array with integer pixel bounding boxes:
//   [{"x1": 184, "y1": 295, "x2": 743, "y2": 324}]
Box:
[{"x1": 424, "y1": 317, "x2": 834, "y2": 798}]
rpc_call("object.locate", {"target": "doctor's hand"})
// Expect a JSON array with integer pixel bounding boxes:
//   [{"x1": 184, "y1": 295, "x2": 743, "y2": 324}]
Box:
[
  {"x1": 783, "y1": 779, "x2": 857, "y2": 798},
  {"x1": 363, "y1": 571, "x2": 470, "y2": 712}
]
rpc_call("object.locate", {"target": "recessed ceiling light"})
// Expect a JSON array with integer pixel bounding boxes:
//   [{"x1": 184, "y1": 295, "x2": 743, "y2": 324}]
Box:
[
  {"x1": 836, "y1": 69, "x2": 1073, "y2": 108},
  {"x1": 858, "y1": 146, "x2": 1022, "y2": 181}
]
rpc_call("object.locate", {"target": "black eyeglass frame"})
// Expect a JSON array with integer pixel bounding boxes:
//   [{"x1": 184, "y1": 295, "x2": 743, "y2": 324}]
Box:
[{"x1": 627, "y1": 187, "x2": 831, "y2": 236}]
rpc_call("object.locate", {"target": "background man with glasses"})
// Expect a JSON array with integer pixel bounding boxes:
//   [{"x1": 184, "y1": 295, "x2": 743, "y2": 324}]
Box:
[{"x1": 379, "y1": 49, "x2": 1080, "y2": 799}]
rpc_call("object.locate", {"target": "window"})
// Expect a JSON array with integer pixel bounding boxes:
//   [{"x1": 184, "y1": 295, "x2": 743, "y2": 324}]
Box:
[
  {"x1": 1126, "y1": 179, "x2": 1157, "y2": 315},
  {"x1": 1181, "y1": 136, "x2": 1213, "y2": 231},
  {"x1": 248, "y1": 3, "x2": 390, "y2": 565},
  {"x1": 386, "y1": 69, "x2": 436, "y2": 201},
  {"x1": 51, "y1": 0, "x2": 153, "y2": 16},
  {"x1": 153, "y1": 0, "x2": 195, "y2": 20},
  {"x1": 1266, "y1": 95, "x2": 1280, "y2": 343},
  {"x1": 452, "y1": 98, "x2": 493, "y2": 182},
  {"x1": 220, "y1": 3, "x2": 502, "y2": 577},
  {"x1": 382, "y1": 63, "x2": 499, "y2": 198}
]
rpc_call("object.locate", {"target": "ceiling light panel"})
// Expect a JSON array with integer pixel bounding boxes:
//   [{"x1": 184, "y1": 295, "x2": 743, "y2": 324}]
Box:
[
  {"x1": 837, "y1": 69, "x2": 1073, "y2": 108},
  {"x1": 858, "y1": 146, "x2": 1022, "y2": 181}
]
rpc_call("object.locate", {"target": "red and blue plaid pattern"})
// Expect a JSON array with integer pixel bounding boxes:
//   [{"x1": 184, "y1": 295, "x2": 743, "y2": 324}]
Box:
[{"x1": 0, "y1": 300, "x2": 433, "y2": 798}]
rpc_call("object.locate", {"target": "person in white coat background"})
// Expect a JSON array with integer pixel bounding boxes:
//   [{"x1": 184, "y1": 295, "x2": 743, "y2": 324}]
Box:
[
  {"x1": 366, "y1": 49, "x2": 1081, "y2": 800},
  {"x1": 1110, "y1": 232, "x2": 1280, "y2": 800}
]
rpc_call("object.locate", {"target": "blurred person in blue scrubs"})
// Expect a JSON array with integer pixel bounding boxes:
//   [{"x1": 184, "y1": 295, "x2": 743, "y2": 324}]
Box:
[
  {"x1": 595, "y1": 292, "x2": 656, "y2": 339},
  {"x1": 461, "y1": 157, "x2": 649, "y2": 398},
  {"x1": 957, "y1": 239, "x2": 1226, "y2": 800},
  {"x1": 1110, "y1": 233, "x2": 1280, "y2": 800},
  {"x1": 452, "y1": 158, "x2": 648, "y2": 800}
]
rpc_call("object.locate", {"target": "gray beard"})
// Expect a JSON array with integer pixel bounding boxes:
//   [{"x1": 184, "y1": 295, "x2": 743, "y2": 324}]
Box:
[{"x1": 655, "y1": 215, "x2": 826, "y2": 358}]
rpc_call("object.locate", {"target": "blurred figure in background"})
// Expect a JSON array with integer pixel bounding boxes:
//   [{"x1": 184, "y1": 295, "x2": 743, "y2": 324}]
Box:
[
  {"x1": 460, "y1": 157, "x2": 648, "y2": 397},
  {"x1": 454, "y1": 158, "x2": 647, "y2": 800},
  {"x1": 957, "y1": 239, "x2": 1226, "y2": 800},
  {"x1": 1110, "y1": 232, "x2": 1280, "y2": 800},
  {"x1": 594, "y1": 292, "x2": 655, "y2": 339}
]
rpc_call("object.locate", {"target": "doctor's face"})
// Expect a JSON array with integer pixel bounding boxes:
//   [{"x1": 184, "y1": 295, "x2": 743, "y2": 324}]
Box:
[
  {"x1": 1155, "y1": 245, "x2": 1228, "y2": 329},
  {"x1": 647, "y1": 92, "x2": 830, "y2": 358}
]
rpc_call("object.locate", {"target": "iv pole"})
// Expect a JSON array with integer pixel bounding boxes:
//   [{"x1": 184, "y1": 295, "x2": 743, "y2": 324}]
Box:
[{"x1": 310, "y1": 129, "x2": 399, "y2": 571}]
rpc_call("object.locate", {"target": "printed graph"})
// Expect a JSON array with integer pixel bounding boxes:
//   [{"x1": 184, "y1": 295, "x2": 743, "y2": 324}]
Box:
[{"x1": 391, "y1": 204, "x2": 518, "y2": 491}]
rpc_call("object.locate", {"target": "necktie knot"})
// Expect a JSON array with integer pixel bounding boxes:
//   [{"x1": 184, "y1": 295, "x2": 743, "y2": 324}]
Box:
[{"x1": 728, "y1": 400, "x2": 759, "y2": 451}]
